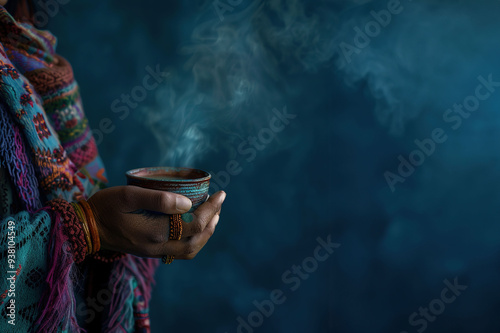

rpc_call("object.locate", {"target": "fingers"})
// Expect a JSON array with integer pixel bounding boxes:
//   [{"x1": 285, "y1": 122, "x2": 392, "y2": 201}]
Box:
[
  {"x1": 185, "y1": 212, "x2": 219, "y2": 250},
  {"x1": 183, "y1": 191, "x2": 226, "y2": 237},
  {"x1": 115, "y1": 188, "x2": 226, "y2": 259},
  {"x1": 121, "y1": 185, "x2": 192, "y2": 214},
  {"x1": 148, "y1": 214, "x2": 220, "y2": 259},
  {"x1": 193, "y1": 191, "x2": 226, "y2": 218},
  {"x1": 179, "y1": 214, "x2": 219, "y2": 260}
]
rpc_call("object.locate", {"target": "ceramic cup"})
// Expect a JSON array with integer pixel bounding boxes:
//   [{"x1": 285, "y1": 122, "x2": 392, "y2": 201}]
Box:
[{"x1": 125, "y1": 167, "x2": 211, "y2": 213}]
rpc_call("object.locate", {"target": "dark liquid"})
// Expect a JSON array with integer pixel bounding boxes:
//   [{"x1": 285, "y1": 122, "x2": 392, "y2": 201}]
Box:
[{"x1": 146, "y1": 174, "x2": 187, "y2": 180}]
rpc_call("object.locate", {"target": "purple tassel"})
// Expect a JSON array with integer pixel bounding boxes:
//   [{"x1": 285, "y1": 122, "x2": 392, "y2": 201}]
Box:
[
  {"x1": 104, "y1": 256, "x2": 158, "y2": 332},
  {"x1": 35, "y1": 209, "x2": 83, "y2": 333}
]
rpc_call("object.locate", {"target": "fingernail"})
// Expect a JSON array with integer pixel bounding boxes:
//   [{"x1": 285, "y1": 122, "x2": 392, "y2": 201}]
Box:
[
  {"x1": 219, "y1": 191, "x2": 226, "y2": 204},
  {"x1": 176, "y1": 196, "x2": 192, "y2": 212},
  {"x1": 213, "y1": 214, "x2": 220, "y2": 226}
]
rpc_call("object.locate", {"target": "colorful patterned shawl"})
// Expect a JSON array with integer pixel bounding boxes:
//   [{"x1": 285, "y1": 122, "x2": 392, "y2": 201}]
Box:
[{"x1": 0, "y1": 6, "x2": 158, "y2": 332}]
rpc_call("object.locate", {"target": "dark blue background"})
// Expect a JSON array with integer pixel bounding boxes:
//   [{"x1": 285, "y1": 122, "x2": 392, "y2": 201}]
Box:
[{"x1": 47, "y1": 0, "x2": 500, "y2": 332}]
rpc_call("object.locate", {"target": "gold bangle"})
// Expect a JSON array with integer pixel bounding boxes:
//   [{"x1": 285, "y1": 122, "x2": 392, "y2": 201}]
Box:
[{"x1": 79, "y1": 200, "x2": 101, "y2": 253}]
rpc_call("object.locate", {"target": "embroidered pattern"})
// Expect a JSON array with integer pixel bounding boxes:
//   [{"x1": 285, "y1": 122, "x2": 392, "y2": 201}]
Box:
[{"x1": 32, "y1": 113, "x2": 50, "y2": 140}]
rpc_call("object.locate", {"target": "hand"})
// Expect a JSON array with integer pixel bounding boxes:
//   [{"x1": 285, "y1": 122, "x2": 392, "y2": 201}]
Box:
[{"x1": 87, "y1": 186, "x2": 226, "y2": 259}]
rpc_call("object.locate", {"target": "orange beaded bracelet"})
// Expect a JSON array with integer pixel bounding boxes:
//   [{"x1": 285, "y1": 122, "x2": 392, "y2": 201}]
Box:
[
  {"x1": 71, "y1": 202, "x2": 92, "y2": 255},
  {"x1": 162, "y1": 214, "x2": 183, "y2": 264}
]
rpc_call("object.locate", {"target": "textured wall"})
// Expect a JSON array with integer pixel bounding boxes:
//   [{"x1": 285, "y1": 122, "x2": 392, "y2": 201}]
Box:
[{"x1": 48, "y1": 0, "x2": 500, "y2": 332}]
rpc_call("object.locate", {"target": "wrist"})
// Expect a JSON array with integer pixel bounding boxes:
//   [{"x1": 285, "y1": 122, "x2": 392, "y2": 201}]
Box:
[
  {"x1": 73, "y1": 200, "x2": 101, "y2": 255},
  {"x1": 47, "y1": 199, "x2": 87, "y2": 263},
  {"x1": 70, "y1": 202, "x2": 93, "y2": 255}
]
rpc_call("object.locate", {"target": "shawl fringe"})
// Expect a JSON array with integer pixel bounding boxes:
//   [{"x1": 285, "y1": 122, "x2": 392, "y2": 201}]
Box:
[{"x1": 35, "y1": 209, "x2": 83, "y2": 333}]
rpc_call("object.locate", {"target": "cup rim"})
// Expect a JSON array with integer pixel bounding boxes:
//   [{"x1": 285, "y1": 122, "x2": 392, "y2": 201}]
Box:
[{"x1": 125, "y1": 167, "x2": 211, "y2": 183}]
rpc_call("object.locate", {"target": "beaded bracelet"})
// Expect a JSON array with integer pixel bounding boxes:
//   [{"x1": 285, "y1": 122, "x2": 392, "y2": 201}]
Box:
[
  {"x1": 92, "y1": 250, "x2": 127, "y2": 263},
  {"x1": 162, "y1": 214, "x2": 183, "y2": 264},
  {"x1": 162, "y1": 255, "x2": 174, "y2": 264},
  {"x1": 169, "y1": 214, "x2": 183, "y2": 241}
]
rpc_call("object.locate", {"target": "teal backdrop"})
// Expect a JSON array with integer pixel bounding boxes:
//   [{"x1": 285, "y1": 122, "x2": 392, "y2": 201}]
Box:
[{"x1": 47, "y1": 0, "x2": 500, "y2": 332}]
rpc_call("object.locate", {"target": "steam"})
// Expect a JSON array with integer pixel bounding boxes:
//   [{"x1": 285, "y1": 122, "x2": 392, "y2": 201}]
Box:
[
  {"x1": 331, "y1": 1, "x2": 487, "y2": 135},
  {"x1": 137, "y1": 1, "x2": 500, "y2": 331},
  {"x1": 140, "y1": 0, "x2": 336, "y2": 166},
  {"x1": 141, "y1": 0, "x2": 498, "y2": 164}
]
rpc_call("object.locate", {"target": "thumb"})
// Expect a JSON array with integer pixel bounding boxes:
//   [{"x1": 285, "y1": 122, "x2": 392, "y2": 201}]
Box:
[{"x1": 117, "y1": 186, "x2": 193, "y2": 214}]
